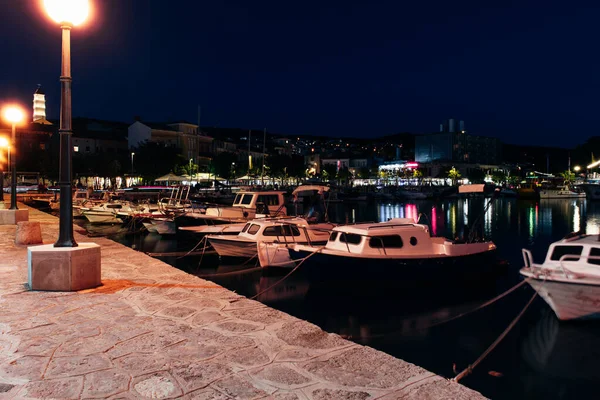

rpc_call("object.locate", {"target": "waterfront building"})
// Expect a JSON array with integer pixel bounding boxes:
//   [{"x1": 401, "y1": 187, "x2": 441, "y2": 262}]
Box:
[
  {"x1": 415, "y1": 131, "x2": 501, "y2": 164},
  {"x1": 128, "y1": 119, "x2": 213, "y2": 169}
]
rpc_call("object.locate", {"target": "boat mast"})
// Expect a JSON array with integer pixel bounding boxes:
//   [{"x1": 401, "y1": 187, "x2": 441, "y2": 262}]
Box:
[{"x1": 261, "y1": 128, "x2": 266, "y2": 186}]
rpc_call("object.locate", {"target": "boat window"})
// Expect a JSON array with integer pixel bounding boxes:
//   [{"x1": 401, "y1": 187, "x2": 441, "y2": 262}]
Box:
[
  {"x1": 369, "y1": 235, "x2": 404, "y2": 248},
  {"x1": 589, "y1": 247, "x2": 600, "y2": 265},
  {"x1": 410, "y1": 237, "x2": 418, "y2": 246},
  {"x1": 247, "y1": 224, "x2": 260, "y2": 235},
  {"x1": 241, "y1": 223, "x2": 250, "y2": 233},
  {"x1": 233, "y1": 194, "x2": 242, "y2": 205},
  {"x1": 340, "y1": 233, "x2": 362, "y2": 245},
  {"x1": 107, "y1": 204, "x2": 122, "y2": 209},
  {"x1": 263, "y1": 225, "x2": 301, "y2": 237},
  {"x1": 550, "y1": 245, "x2": 583, "y2": 261},
  {"x1": 329, "y1": 232, "x2": 338, "y2": 242},
  {"x1": 257, "y1": 195, "x2": 281, "y2": 206},
  {"x1": 241, "y1": 195, "x2": 253, "y2": 205}
]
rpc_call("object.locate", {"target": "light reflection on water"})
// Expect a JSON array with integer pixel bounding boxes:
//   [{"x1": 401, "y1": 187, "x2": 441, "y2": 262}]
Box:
[{"x1": 103, "y1": 197, "x2": 600, "y2": 400}]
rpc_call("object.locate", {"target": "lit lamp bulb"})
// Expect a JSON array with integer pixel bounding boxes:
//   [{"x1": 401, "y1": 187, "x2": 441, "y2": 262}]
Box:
[
  {"x1": 0, "y1": 138, "x2": 8, "y2": 148},
  {"x1": 2, "y1": 107, "x2": 24, "y2": 124},
  {"x1": 44, "y1": 0, "x2": 90, "y2": 26}
]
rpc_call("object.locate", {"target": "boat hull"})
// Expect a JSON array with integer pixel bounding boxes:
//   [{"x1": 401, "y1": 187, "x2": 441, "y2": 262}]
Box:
[
  {"x1": 83, "y1": 212, "x2": 121, "y2": 224},
  {"x1": 208, "y1": 237, "x2": 258, "y2": 258},
  {"x1": 288, "y1": 248, "x2": 498, "y2": 282},
  {"x1": 526, "y1": 277, "x2": 600, "y2": 321}
]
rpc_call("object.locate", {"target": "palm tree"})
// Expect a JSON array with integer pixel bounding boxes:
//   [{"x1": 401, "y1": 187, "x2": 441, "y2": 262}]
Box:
[
  {"x1": 448, "y1": 167, "x2": 461, "y2": 185},
  {"x1": 561, "y1": 170, "x2": 576, "y2": 185}
]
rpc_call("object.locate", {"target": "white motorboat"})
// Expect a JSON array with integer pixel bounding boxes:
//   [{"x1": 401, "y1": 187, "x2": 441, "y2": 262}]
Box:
[
  {"x1": 267, "y1": 218, "x2": 496, "y2": 276},
  {"x1": 177, "y1": 190, "x2": 287, "y2": 226},
  {"x1": 82, "y1": 202, "x2": 139, "y2": 224},
  {"x1": 207, "y1": 217, "x2": 334, "y2": 259},
  {"x1": 520, "y1": 233, "x2": 600, "y2": 320},
  {"x1": 539, "y1": 186, "x2": 586, "y2": 199},
  {"x1": 178, "y1": 223, "x2": 246, "y2": 236}
]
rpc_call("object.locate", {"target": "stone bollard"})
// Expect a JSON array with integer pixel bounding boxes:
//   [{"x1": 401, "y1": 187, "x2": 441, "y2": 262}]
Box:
[{"x1": 15, "y1": 221, "x2": 43, "y2": 245}]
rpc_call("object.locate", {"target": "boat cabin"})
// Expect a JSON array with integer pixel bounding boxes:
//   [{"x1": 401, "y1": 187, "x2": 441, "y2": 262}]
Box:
[
  {"x1": 535, "y1": 234, "x2": 600, "y2": 278},
  {"x1": 205, "y1": 191, "x2": 287, "y2": 218},
  {"x1": 237, "y1": 217, "x2": 330, "y2": 244},
  {"x1": 324, "y1": 218, "x2": 438, "y2": 256}
]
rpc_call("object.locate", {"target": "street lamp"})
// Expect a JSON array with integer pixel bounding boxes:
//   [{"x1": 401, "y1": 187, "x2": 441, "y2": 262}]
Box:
[
  {"x1": 131, "y1": 151, "x2": 135, "y2": 174},
  {"x1": 44, "y1": 0, "x2": 90, "y2": 247},
  {"x1": 0, "y1": 137, "x2": 9, "y2": 203},
  {"x1": 574, "y1": 165, "x2": 581, "y2": 172},
  {"x1": 2, "y1": 106, "x2": 24, "y2": 210}
]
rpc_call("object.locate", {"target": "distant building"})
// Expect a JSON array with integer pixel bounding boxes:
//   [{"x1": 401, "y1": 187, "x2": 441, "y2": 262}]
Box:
[
  {"x1": 415, "y1": 131, "x2": 500, "y2": 164},
  {"x1": 71, "y1": 118, "x2": 129, "y2": 155},
  {"x1": 128, "y1": 120, "x2": 213, "y2": 168}
]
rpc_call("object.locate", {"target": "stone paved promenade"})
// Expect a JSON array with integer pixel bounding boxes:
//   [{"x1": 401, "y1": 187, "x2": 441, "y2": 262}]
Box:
[{"x1": 0, "y1": 205, "x2": 485, "y2": 399}]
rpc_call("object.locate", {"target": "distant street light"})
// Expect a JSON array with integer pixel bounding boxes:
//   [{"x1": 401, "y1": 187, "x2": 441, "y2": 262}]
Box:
[
  {"x1": 189, "y1": 158, "x2": 193, "y2": 177},
  {"x1": 0, "y1": 137, "x2": 9, "y2": 203},
  {"x1": 574, "y1": 165, "x2": 581, "y2": 172},
  {"x1": 44, "y1": 0, "x2": 90, "y2": 247},
  {"x1": 131, "y1": 152, "x2": 135, "y2": 176},
  {"x1": 2, "y1": 106, "x2": 25, "y2": 210}
]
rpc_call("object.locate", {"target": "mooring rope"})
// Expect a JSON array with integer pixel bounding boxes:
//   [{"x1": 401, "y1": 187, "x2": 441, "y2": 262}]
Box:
[
  {"x1": 232, "y1": 245, "x2": 326, "y2": 302},
  {"x1": 362, "y1": 277, "x2": 533, "y2": 340},
  {"x1": 451, "y1": 276, "x2": 544, "y2": 383}
]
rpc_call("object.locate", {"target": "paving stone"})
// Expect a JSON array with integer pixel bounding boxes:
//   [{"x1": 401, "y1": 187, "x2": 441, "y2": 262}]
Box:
[
  {"x1": 171, "y1": 362, "x2": 231, "y2": 392},
  {"x1": 191, "y1": 311, "x2": 229, "y2": 326},
  {"x1": 229, "y1": 308, "x2": 292, "y2": 325},
  {"x1": 276, "y1": 321, "x2": 347, "y2": 349},
  {"x1": 157, "y1": 306, "x2": 197, "y2": 319},
  {"x1": 311, "y1": 388, "x2": 371, "y2": 400},
  {"x1": 45, "y1": 354, "x2": 112, "y2": 378},
  {"x1": 22, "y1": 376, "x2": 83, "y2": 399},
  {"x1": 113, "y1": 354, "x2": 171, "y2": 377},
  {"x1": 15, "y1": 337, "x2": 58, "y2": 356},
  {"x1": 82, "y1": 369, "x2": 131, "y2": 398},
  {"x1": 54, "y1": 333, "x2": 120, "y2": 357},
  {"x1": 0, "y1": 355, "x2": 48, "y2": 382},
  {"x1": 304, "y1": 347, "x2": 429, "y2": 389},
  {"x1": 106, "y1": 331, "x2": 187, "y2": 358},
  {"x1": 398, "y1": 377, "x2": 482, "y2": 400},
  {"x1": 183, "y1": 388, "x2": 232, "y2": 399},
  {"x1": 218, "y1": 346, "x2": 270, "y2": 367},
  {"x1": 215, "y1": 321, "x2": 263, "y2": 333},
  {"x1": 212, "y1": 375, "x2": 270, "y2": 399},
  {"x1": 270, "y1": 392, "x2": 301, "y2": 400},
  {"x1": 133, "y1": 371, "x2": 183, "y2": 399},
  {"x1": 252, "y1": 364, "x2": 311, "y2": 387}
]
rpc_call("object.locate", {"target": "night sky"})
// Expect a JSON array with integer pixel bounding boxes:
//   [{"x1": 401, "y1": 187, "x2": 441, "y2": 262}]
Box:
[{"x1": 1, "y1": 0, "x2": 599, "y2": 146}]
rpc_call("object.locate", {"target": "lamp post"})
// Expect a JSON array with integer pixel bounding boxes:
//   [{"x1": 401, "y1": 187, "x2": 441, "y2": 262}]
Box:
[
  {"x1": 189, "y1": 158, "x2": 193, "y2": 177},
  {"x1": 44, "y1": 0, "x2": 90, "y2": 247},
  {"x1": 0, "y1": 137, "x2": 8, "y2": 203},
  {"x1": 2, "y1": 107, "x2": 24, "y2": 210},
  {"x1": 131, "y1": 152, "x2": 135, "y2": 181}
]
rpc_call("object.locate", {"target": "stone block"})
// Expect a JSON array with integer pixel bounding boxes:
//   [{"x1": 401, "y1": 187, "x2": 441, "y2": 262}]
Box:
[
  {"x1": 28, "y1": 243, "x2": 102, "y2": 291},
  {"x1": 0, "y1": 209, "x2": 29, "y2": 225},
  {"x1": 15, "y1": 221, "x2": 43, "y2": 245}
]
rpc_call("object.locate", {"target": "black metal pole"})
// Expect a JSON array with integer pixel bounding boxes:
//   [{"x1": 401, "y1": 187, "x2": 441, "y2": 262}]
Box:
[
  {"x1": 10, "y1": 124, "x2": 17, "y2": 210},
  {"x1": 54, "y1": 24, "x2": 77, "y2": 247}
]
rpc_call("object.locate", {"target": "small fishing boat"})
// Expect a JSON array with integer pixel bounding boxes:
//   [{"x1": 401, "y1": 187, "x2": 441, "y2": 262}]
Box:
[
  {"x1": 178, "y1": 223, "x2": 246, "y2": 236},
  {"x1": 268, "y1": 218, "x2": 496, "y2": 277},
  {"x1": 207, "y1": 217, "x2": 334, "y2": 259},
  {"x1": 521, "y1": 233, "x2": 600, "y2": 320},
  {"x1": 539, "y1": 186, "x2": 586, "y2": 199}
]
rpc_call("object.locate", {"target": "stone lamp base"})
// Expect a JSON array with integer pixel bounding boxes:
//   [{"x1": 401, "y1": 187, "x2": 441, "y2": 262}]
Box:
[
  {"x1": 28, "y1": 243, "x2": 101, "y2": 291},
  {"x1": 0, "y1": 209, "x2": 29, "y2": 225}
]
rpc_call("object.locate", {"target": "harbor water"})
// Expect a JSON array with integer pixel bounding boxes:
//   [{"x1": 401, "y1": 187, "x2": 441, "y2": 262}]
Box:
[{"x1": 79, "y1": 197, "x2": 600, "y2": 400}]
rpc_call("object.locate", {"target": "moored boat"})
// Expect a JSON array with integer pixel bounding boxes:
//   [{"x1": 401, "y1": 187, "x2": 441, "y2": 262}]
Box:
[
  {"x1": 521, "y1": 233, "x2": 600, "y2": 320},
  {"x1": 262, "y1": 218, "x2": 497, "y2": 277}
]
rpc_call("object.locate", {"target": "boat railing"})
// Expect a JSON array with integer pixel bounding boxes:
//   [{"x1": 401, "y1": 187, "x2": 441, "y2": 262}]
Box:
[{"x1": 557, "y1": 253, "x2": 600, "y2": 279}]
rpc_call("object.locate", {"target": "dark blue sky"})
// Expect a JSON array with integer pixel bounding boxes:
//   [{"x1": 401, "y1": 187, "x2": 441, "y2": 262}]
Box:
[{"x1": 2, "y1": 0, "x2": 599, "y2": 146}]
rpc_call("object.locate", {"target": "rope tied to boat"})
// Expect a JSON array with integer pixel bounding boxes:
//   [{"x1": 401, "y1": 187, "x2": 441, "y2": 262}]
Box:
[
  {"x1": 231, "y1": 245, "x2": 326, "y2": 303},
  {"x1": 451, "y1": 275, "x2": 544, "y2": 383}
]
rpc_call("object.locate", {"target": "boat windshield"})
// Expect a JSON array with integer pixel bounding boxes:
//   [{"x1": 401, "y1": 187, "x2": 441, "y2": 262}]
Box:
[{"x1": 550, "y1": 245, "x2": 583, "y2": 261}]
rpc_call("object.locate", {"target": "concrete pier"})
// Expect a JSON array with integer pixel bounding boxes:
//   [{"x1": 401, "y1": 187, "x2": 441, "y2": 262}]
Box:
[{"x1": 0, "y1": 206, "x2": 485, "y2": 399}]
